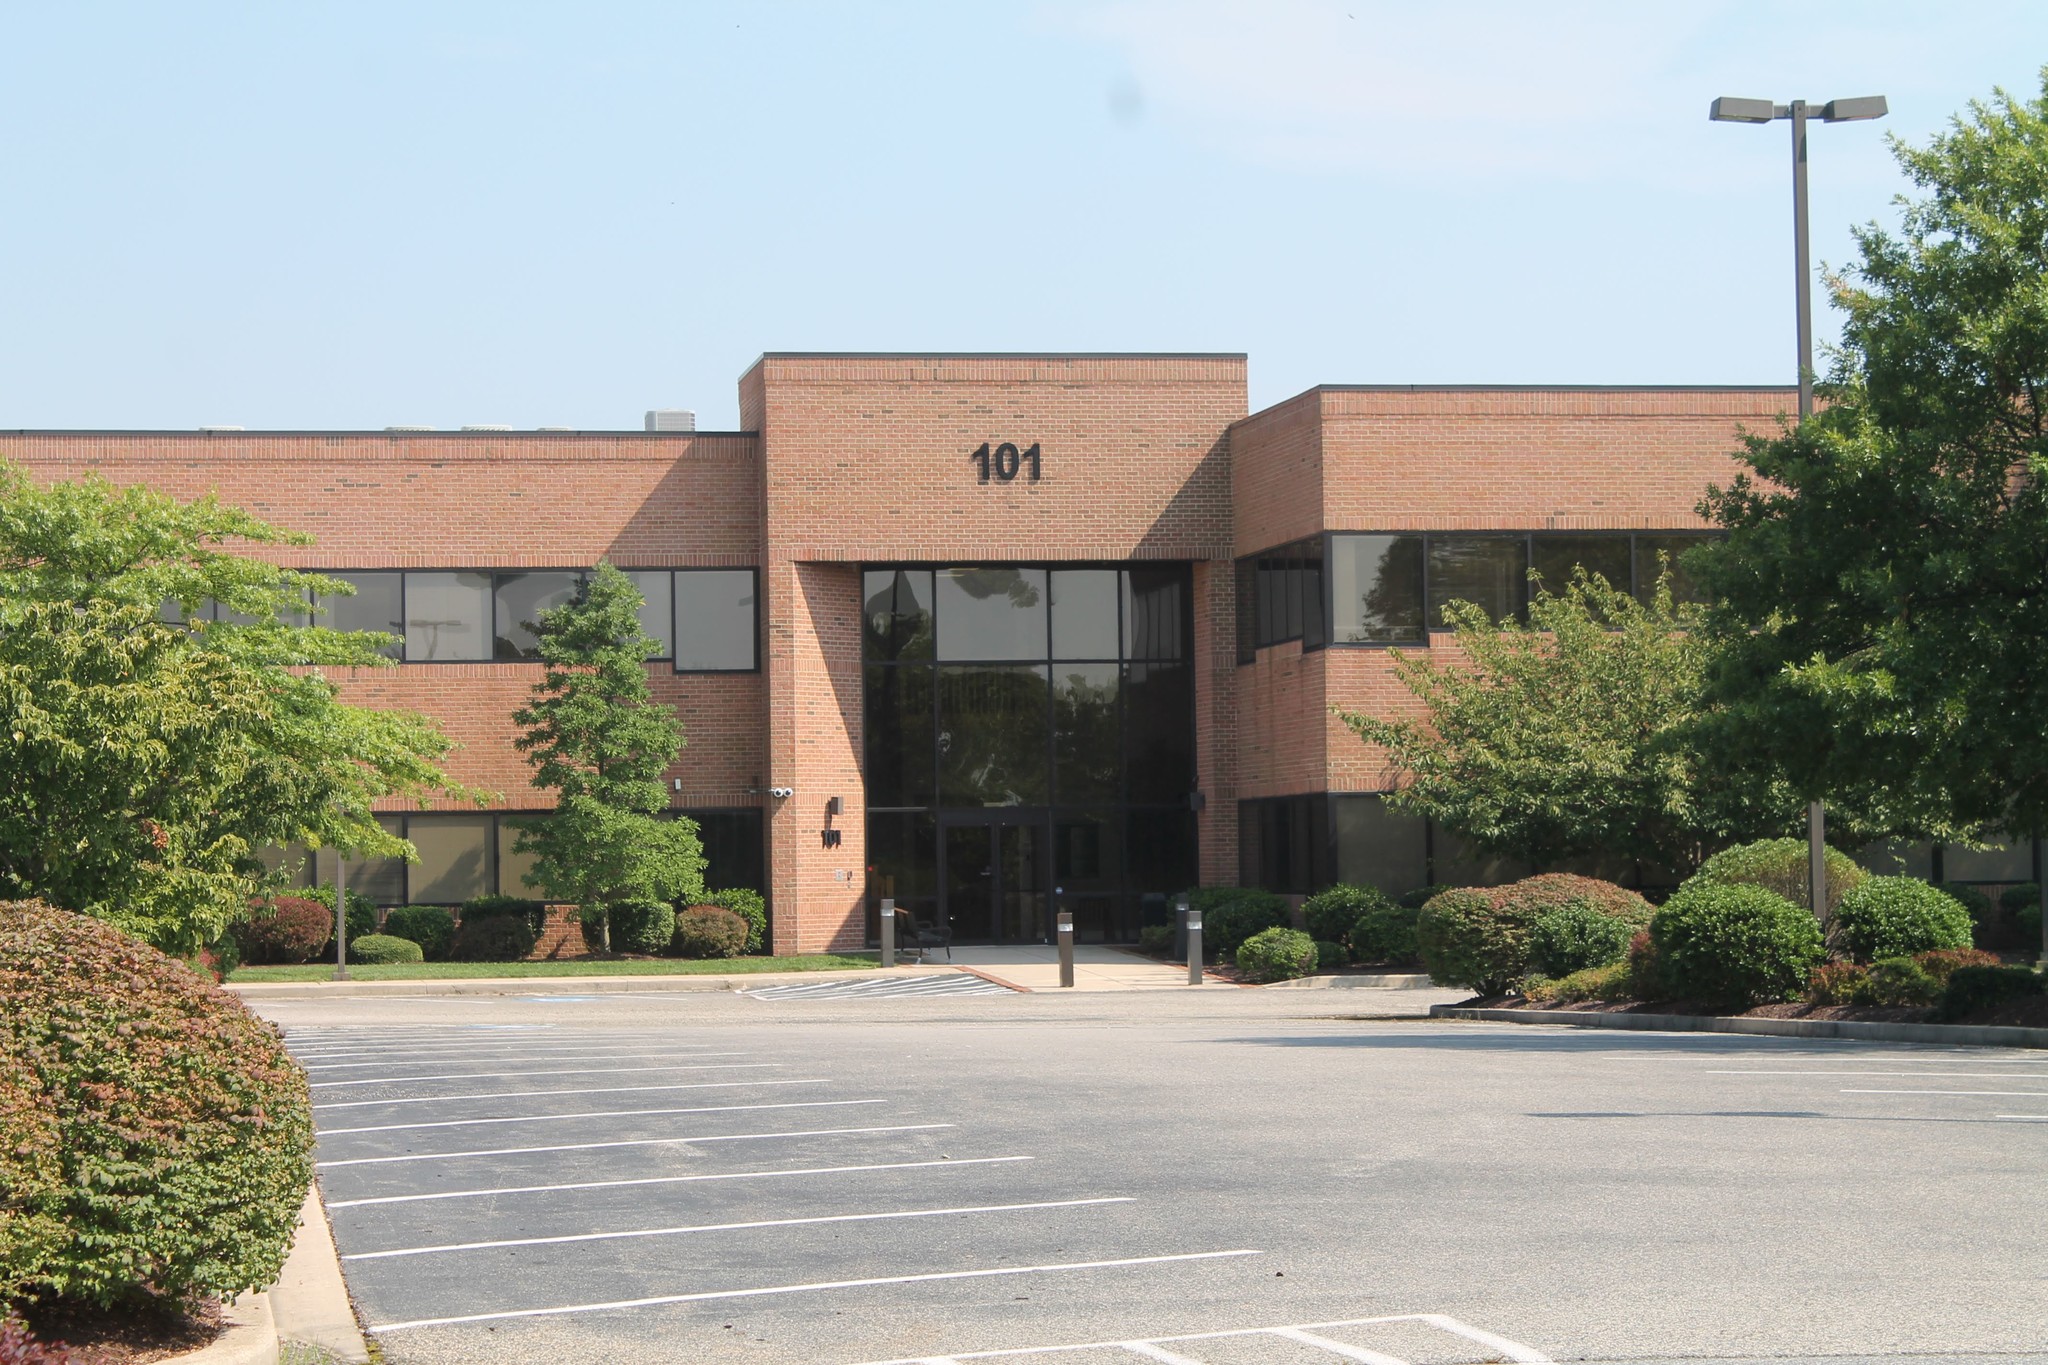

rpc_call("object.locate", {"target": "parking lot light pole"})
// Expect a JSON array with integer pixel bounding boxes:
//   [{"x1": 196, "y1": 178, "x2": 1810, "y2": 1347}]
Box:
[
  {"x1": 331, "y1": 849, "x2": 349, "y2": 982},
  {"x1": 1710, "y1": 92, "x2": 1887, "y2": 917}
]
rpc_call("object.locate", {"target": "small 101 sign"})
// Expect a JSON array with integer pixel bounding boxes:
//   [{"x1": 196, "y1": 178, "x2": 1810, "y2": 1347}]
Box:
[{"x1": 969, "y1": 441, "x2": 1041, "y2": 484}]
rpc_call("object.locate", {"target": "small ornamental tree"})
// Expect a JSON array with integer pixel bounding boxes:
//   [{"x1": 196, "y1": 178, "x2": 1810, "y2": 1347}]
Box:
[{"x1": 511, "y1": 563, "x2": 705, "y2": 950}]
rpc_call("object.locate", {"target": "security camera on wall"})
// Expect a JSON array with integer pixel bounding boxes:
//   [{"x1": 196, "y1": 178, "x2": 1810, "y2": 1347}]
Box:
[{"x1": 769, "y1": 786, "x2": 794, "y2": 799}]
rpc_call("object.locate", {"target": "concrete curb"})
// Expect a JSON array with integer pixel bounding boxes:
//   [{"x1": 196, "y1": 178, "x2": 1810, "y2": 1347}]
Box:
[
  {"x1": 1430, "y1": 1004, "x2": 2048, "y2": 1049},
  {"x1": 170, "y1": 1292, "x2": 275, "y2": 1365},
  {"x1": 228, "y1": 965, "x2": 957, "y2": 1000},
  {"x1": 270, "y1": 1185, "x2": 371, "y2": 1364},
  {"x1": 1264, "y1": 973, "x2": 1436, "y2": 990}
]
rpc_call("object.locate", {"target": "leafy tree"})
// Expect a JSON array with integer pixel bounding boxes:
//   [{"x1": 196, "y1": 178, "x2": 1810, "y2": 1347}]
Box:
[
  {"x1": 1337, "y1": 568, "x2": 1786, "y2": 873},
  {"x1": 0, "y1": 466, "x2": 467, "y2": 953},
  {"x1": 511, "y1": 562, "x2": 704, "y2": 949},
  {"x1": 1690, "y1": 75, "x2": 2048, "y2": 879}
]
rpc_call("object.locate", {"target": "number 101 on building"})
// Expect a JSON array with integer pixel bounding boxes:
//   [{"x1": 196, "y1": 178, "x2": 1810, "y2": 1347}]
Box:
[{"x1": 970, "y1": 442, "x2": 1041, "y2": 483}]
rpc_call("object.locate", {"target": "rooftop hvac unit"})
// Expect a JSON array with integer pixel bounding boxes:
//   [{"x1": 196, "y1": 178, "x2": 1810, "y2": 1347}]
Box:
[
  {"x1": 536, "y1": 426, "x2": 575, "y2": 432},
  {"x1": 384, "y1": 425, "x2": 435, "y2": 432},
  {"x1": 461, "y1": 424, "x2": 512, "y2": 431},
  {"x1": 645, "y1": 408, "x2": 696, "y2": 432},
  {"x1": 198, "y1": 425, "x2": 245, "y2": 432}
]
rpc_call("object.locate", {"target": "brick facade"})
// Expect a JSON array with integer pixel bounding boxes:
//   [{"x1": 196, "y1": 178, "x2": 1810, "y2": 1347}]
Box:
[{"x1": 1, "y1": 361, "x2": 1793, "y2": 945}]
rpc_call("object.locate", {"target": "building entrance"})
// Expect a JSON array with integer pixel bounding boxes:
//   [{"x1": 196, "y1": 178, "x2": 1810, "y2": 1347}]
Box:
[{"x1": 940, "y1": 815, "x2": 1050, "y2": 944}]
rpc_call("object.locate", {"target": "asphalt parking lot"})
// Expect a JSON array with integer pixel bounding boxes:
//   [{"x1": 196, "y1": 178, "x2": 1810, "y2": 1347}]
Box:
[{"x1": 252, "y1": 986, "x2": 2048, "y2": 1365}]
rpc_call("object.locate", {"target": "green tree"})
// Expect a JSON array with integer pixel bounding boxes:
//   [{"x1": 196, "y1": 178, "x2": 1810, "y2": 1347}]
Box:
[
  {"x1": 1337, "y1": 568, "x2": 1785, "y2": 873},
  {"x1": 1690, "y1": 75, "x2": 2048, "y2": 873},
  {"x1": 0, "y1": 466, "x2": 468, "y2": 953},
  {"x1": 511, "y1": 562, "x2": 704, "y2": 949}
]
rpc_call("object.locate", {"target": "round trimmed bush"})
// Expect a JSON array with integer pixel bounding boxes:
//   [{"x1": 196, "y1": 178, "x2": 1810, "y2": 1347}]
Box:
[
  {"x1": 1312, "y1": 939, "x2": 1348, "y2": 971},
  {"x1": 380, "y1": 906, "x2": 456, "y2": 961},
  {"x1": 1828, "y1": 877, "x2": 1972, "y2": 963},
  {"x1": 1182, "y1": 887, "x2": 1289, "y2": 961},
  {"x1": 1495, "y1": 874, "x2": 1653, "y2": 928},
  {"x1": 1301, "y1": 885, "x2": 1389, "y2": 944},
  {"x1": 1865, "y1": 956, "x2": 1941, "y2": 1007},
  {"x1": 302, "y1": 885, "x2": 375, "y2": 955},
  {"x1": 0, "y1": 900, "x2": 313, "y2": 1309},
  {"x1": 348, "y1": 933, "x2": 423, "y2": 965},
  {"x1": 1348, "y1": 900, "x2": 1422, "y2": 965},
  {"x1": 703, "y1": 889, "x2": 767, "y2": 954},
  {"x1": 1417, "y1": 888, "x2": 1527, "y2": 994},
  {"x1": 1649, "y1": 882, "x2": 1825, "y2": 1007},
  {"x1": 1530, "y1": 900, "x2": 1636, "y2": 977},
  {"x1": 451, "y1": 912, "x2": 537, "y2": 962},
  {"x1": 1234, "y1": 927, "x2": 1317, "y2": 983},
  {"x1": 1687, "y1": 838, "x2": 1867, "y2": 915},
  {"x1": 672, "y1": 905, "x2": 749, "y2": 959},
  {"x1": 607, "y1": 899, "x2": 676, "y2": 956},
  {"x1": 231, "y1": 896, "x2": 333, "y2": 965},
  {"x1": 1806, "y1": 960, "x2": 1873, "y2": 1006}
]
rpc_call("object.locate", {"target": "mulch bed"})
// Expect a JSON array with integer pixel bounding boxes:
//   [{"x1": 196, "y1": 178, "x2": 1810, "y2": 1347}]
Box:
[{"x1": 16, "y1": 1294, "x2": 222, "y2": 1364}]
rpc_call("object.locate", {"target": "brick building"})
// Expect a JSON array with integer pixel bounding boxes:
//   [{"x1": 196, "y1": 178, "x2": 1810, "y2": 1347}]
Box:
[{"x1": 10, "y1": 352, "x2": 1901, "y2": 956}]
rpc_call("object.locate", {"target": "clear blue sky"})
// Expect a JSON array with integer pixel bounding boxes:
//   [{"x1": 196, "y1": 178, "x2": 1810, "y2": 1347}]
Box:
[{"x1": 2, "y1": 2, "x2": 2041, "y2": 430}]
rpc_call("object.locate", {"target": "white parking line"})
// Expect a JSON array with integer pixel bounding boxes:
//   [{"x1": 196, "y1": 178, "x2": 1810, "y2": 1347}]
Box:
[
  {"x1": 315, "y1": 1078, "x2": 827, "y2": 1111},
  {"x1": 318, "y1": 1122, "x2": 952, "y2": 1168},
  {"x1": 368, "y1": 1249, "x2": 1263, "y2": 1332},
  {"x1": 344, "y1": 1196, "x2": 1134, "y2": 1260},
  {"x1": 857, "y1": 1312, "x2": 1551, "y2": 1364},
  {"x1": 302, "y1": 1046, "x2": 744, "y2": 1068},
  {"x1": 309, "y1": 1061, "x2": 768, "y2": 1088},
  {"x1": 1995, "y1": 1113, "x2": 2048, "y2": 1119},
  {"x1": 1842, "y1": 1088, "x2": 2048, "y2": 1097},
  {"x1": 1709, "y1": 1070, "x2": 2048, "y2": 1078},
  {"x1": 326, "y1": 1154, "x2": 1032, "y2": 1208},
  {"x1": 323, "y1": 1097, "x2": 879, "y2": 1136}
]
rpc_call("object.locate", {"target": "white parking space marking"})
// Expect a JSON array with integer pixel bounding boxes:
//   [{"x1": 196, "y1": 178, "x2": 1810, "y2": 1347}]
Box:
[
  {"x1": 1842, "y1": 1088, "x2": 2048, "y2": 1097},
  {"x1": 314, "y1": 1077, "x2": 828, "y2": 1110},
  {"x1": 743, "y1": 975, "x2": 1014, "y2": 1001},
  {"x1": 325, "y1": 1154, "x2": 1033, "y2": 1209},
  {"x1": 318, "y1": 1121, "x2": 953, "y2": 1168},
  {"x1": 1995, "y1": 1113, "x2": 2048, "y2": 1119},
  {"x1": 344, "y1": 1197, "x2": 1135, "y2": 1260},
  {"x1": 368, "y1": 1250, "x2": 1263, "y2": 1332},
  {"x1": 857, "y1": 1312, "x2": 1551, "y2": 1364},
  {"x1": 1707, "y1": 1069, "x2": 2048, "y2": 1078},
  {"x1": 304, "y1": 1047, "x2": 744, "y2": 1069},
  {"x1": 309, "y1": 1060, "x2": 768, "y2": 1088},
  {"x1": 323, "y1": 1096, "x2": 883, "y2": 1136}
]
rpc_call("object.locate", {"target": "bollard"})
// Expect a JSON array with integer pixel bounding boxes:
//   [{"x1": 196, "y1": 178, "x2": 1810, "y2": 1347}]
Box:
[
  {"x1": 879, "y1": 896, "x2": 896, "y2": 968},
  {"x1": 1056, "y1": 910, "x2": 1075, "y2": 988},
  {"x1": 1186, "y1": 911, "x2": 1203, "y2": 986}
]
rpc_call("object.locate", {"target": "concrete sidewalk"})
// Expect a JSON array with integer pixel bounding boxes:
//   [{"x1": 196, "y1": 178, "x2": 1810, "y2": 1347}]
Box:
[{"x1": 943, "y1": 944, "x2": 1238, "y2": 991}]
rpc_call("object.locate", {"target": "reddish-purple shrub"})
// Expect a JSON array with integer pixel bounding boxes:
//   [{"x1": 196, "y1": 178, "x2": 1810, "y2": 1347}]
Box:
[
  {"x1": 1912, "y1": 947, "x2": 2001, "y2": 984},
  {"x1": 230, "y1": 896, "x2": 334, "y2": 965},
  {"x1": 0, "y1": 1315, "x2": 72, "y2": 1364},
  {"x1": 1807, "y1": 960, "x2": 1873, "y2": 1005}
]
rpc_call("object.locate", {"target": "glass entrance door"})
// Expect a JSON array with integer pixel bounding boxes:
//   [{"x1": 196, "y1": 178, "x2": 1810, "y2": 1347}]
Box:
[{"x1": 941, "y1": 817, "x2": 1050, "y2": 943}]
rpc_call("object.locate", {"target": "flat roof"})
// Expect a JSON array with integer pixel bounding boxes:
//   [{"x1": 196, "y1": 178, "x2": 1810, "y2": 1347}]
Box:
[{"x1": 0, "y1": 429, "x2": 755, "y2": 438}]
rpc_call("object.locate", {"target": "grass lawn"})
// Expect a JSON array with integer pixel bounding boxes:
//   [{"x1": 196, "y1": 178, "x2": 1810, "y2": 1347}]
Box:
[{"x1": 228, "y1": 953, "x2": 880, "y2": 983}]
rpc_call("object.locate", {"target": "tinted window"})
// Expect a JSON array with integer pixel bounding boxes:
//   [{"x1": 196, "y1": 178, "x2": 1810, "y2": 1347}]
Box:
[
  {"x1": 626, "y1": 571, "x2": 674, "y2": 659},
  {"x1": 863, "y1": 569, "x2": 934, "y2": 661},
  {"x1": 1053, "y1": 663, "x2": 1121, "y2": 803},
  {"x1": 1634, "y1": 535, "x2": 1716, "y2": 606},
  {"x1": 936, "y1": 567, "x2": 1047, "y2": 661},
  {"x1": 937, "y1": 664, "x2": 1049, "y2": 805},
  {"x1": 407, "y1": 814, "x2": 494, "y2": 903},
  {"x1": 404, "y1": 572, "x2": 493, "y2": 661},
  {"x1": 864, "y1": 664, "x2": 935, "y2": 807},
  {"x1": 687, "y1": 809, "x2": 766, "y2": 896},
  {"x1": 1126, "y1": 808, "x2": 1197, "y2": 901},
  {"x1": 1427, "y1": 536, "x2": 1526, "y2": 627},
  {"x1": 316, "y1": 572, "x2": 403, "y2": 658},
  {"x1": 1122, "y1": 565, "x2": 1186, "y2": 661},
  {"x1": 1234, "y1": 560, "x2": 1258, "y2": 664},
  {"x1": 1531, "y1": 537, "x2": 1631, "y2": 596},
  {"x1": 675, "y1": 570, "x2": 756, "y2": 671},
  {"x1": 494, "y1": 571, "x2": 584, "y2": 660},
  {"x1": 497, "y1": 815, "x2": 542, "y2": 898},
  {"x1": 1050, "y1": 569, "x2": 1120, "y2": 660},
  {"x1": 1329, "y1": 534, "x2": 1425, "y2": 642},
  {"x1": 1942, "y1": 838, "x2": 2034, "y2": 882},
  {"x1": 1332, "y1": 794, "x2": 1429, "y2": 897},
  {"x1": 1123, "y1": 662, "x2": 1193, "y2": 803}
]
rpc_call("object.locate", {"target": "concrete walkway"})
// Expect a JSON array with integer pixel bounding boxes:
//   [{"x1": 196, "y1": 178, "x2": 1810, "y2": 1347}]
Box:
[{"x1": 941, "y1": 944, "x2": 1234, "y2": 992}]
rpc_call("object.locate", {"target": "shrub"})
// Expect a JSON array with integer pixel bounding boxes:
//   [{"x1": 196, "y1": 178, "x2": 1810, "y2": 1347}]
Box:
[
  {"x1": 0, "y1": 1315, "x2": 69, "y2": 1364},
  {"x1": 703, "y1": 889, "x2": 767, "y2": 954},
  {"x1": 2002, "y1": 885, "x2": 2044, "y2": 950},
  {"x1": 1521, "y1": 961, "x2": 1631, "y2": 1004},
  {"x1": 672, "y1": 905, "x2": 748, "y2": 959},
  {"x1": 1865, "y1": 956, "x2": 1941, "y2": 1007},
  {"x1": 0, "y1": 900, "x2": 313, "y2": 1309},
  {"x1": 1806, "y1": 960, "x2": 1873, "y2": 1005},
  {"x1": 1136, "y1": 924, "x2": 1174, "y2": 956},
  {"x1": 230, "y1": 897, "x2": 333, "y2": 965},
  {"x1": 1650, "y1": 882, "x2": 1826, "y2": 1007},
  {"x1": 1686, "y1": 838, "x2": 1867, "y2": 915},
  {"x1": 1416, "y1": 888, "x2": 1528, "y2": 994},
  {"x1": 607, "y1": 899, "x2": 676, "y2": 956},
  {"x1": 1997, "y1": 883, "x2": 2040, "y2": 918},
  {"x1": 1312, "y1": 939, "x2": 1348, "y2": 971},
  {"x1": 1530, "y1": 900, "x2": 1636, "y2": 977},
  {"x1": 1912, "y1": 947, "x2": 2000, "y2": 984},
  {"x1": 348, "y1": 933, "x2": 423, "y2": 965},
  {"x1": 1625, "y1": 929, "x2": 1666, "y2": 1000},
  {"x1": 379, "y1": 906, "x2": 456, "y2": 961},
  {"x1": 1494, "y1": 873, "x2": 1653, "y2": 928},
  {"x1": 1181, "y1": 887, "x2": 1289, "y2": 961},
  {"x1": 1936, "y1": 964, "x2": 2044, "y2": 1022},
  {"x1": 450, "y1": 913, "x2": 537, "y2": 962},
  {"x1": 1938, "y1": 881, "x2": 1995, "y2": 936},
  {"x1": 1348, "y1": 901, "x2": 1422, "y2": 965},
  {"x1": 301, "y1": 885, "x2": 375, "y2": 953},
  {"x1": 1395, "y1": 886, "x2": 1437, "y2": 910},
  {"x1": 1301, "y1": 885, "x2": 1389, "y2": 944},
  {"x1": 1234, "y1": 927, "x2": 1317, "y2": 983},
  {"x1": 460, "y1": 895, "x2": 546, "y2": 932},
  {"x1": 1828, "y1": 877, "x2": 1973, "y2": 963}
]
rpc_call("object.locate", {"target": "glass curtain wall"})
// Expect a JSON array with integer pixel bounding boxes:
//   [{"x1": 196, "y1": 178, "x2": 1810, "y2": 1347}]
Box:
[{"x1": 863, "y1": 564, "x2": 1196, "y2": 946}]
